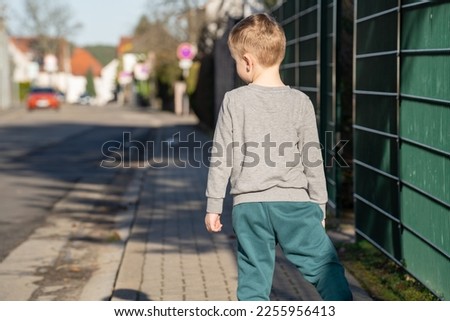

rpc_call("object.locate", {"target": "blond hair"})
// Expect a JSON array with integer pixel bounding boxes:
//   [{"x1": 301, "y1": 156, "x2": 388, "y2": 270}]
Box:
[{"x1": 228, "y1": 13, "x2": 286, "y2": 67}]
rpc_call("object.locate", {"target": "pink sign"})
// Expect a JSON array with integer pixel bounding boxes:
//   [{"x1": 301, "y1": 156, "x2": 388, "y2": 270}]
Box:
[{"x1": 177, "y1": 43, "x2": 196, "y2": 60}]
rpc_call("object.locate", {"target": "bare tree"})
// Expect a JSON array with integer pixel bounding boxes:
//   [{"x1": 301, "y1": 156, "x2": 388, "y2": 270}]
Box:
[
  {"x1": 132, "y1": 15, "x2": 180, "y2": 54},
  {"x1": 145, "y1": 0, "x2": 206, "y2": 44},
  {"x1": 18, "y1": 0, "x2": 81, "y2": 55},
  {"x1": 0, "y1": 1, "x2": 6, "y2": 21}
]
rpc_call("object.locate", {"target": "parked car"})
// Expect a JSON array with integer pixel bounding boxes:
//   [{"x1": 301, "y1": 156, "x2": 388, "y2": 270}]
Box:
[
  {"x1": 77, "y1": 92, "x2": 92, "y2": 106},
  {"x1": 27, "y1": 87, "x2": 60, "y2": 111},
  {"x1": 55, "y1": 90, "x2": 66, "y2": 103}
]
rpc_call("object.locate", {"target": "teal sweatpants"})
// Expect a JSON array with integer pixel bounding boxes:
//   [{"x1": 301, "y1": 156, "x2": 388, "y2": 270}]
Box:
[{"x1": 232, "y1": 202, "x2": 353, "y2": 301}]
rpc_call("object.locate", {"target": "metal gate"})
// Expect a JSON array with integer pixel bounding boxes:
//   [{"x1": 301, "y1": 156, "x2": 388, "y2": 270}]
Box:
[
  {"x1": 272, "y1": 0, "x2": 342, "y2": 217},
  {"x1": 354, "y1": 0, "x2": 450, "y2": 299}
]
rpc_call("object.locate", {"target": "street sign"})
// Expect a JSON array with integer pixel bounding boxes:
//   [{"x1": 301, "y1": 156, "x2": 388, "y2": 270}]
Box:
[
  {"x1": 134, "y1": 63, "x2": 150, "y2": 81},
  {"x1": 177, "y1": 43, "x2": 196, "y2": 61},
  {"x1": 178, "y1": 59, "x2": 193, "y2": 70}
]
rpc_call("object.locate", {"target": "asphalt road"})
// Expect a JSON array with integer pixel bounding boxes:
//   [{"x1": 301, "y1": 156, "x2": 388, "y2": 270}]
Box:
[{"x1": 0, "y1": 104, "x2": 154, "y2": 262}]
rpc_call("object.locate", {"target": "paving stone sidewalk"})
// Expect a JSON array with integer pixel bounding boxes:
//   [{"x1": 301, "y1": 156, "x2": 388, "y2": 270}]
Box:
[{"x1": 111, "y1": 112, "x2": 372, "y2": 301}]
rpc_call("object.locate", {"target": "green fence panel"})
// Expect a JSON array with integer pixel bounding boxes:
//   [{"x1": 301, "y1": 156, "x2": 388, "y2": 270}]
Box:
[
  {"x1": 402, "y1": 186, "x2": 449, "y2": 254},
  {"x1": 402, "y1": 229, "x2": 450, "y2": 300},
  {"x1": 401, "y1": 100, "x2": 449, "y2": 152},
  {"x1": 399, "y1": 1, "x2": 450, "y2": 300},
  {"x1": 355, "y1": 198, "x2": 401, "y2": 259},
  {"x1": 356, "y1": 1, "x2": 397, "y2": 19},
  {"x1": 321, "y1": 0, "x2": 341, "y2": 214},
  {"x1": 355, "y1": 0, "x2": 450, "y2": 299},
  {"x1": 273, "y1": 0, "x2": 342, "y2": 216},
  {"x1": 354, "y1": 164, "x2": 399, "y2": 219},
  {"x1": 354, "y1": 130, "x2": 398, "y2": 176},
  {"x1": 402, "y1": 55, "x2": 450, "y2": 101},
  {"x1": 355, "y1": 95, "x2": 397, "y2": 134},
  {"x1": 401, "y1": 144, "x2": 449, "y2": 203},
  {"x1": 353, "y1": 0, "x2": 401, "y2": 262}
]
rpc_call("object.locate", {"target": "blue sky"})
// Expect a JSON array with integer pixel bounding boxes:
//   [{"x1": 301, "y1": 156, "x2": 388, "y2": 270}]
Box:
[{"x1": 6, "y1": 0, "x2": 150, "y2": 46}]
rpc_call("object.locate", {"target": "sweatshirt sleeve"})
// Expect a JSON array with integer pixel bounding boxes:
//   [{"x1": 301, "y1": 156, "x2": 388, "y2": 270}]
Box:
[
  {"x1": 300, "y1": 98, "x2": 328, "y2": 218},
  {"x1": 205, "y1": 93, "x2": 233, "y2": 214}
]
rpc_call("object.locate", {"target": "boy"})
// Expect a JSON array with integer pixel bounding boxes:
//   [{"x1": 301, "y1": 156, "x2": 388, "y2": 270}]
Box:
[{"x1": 205, "y1": 13, "x2": 352, "y2": 301}]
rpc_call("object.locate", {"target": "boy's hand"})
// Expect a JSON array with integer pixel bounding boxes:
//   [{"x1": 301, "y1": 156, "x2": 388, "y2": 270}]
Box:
[{"x1": 205, "y1": 213, "x2": 223, "y2": 233}]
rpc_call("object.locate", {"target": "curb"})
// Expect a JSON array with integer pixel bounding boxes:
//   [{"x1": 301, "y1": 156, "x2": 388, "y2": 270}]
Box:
[{"x1": 78, "y1": 169, "x2": 146, "y2": 300}]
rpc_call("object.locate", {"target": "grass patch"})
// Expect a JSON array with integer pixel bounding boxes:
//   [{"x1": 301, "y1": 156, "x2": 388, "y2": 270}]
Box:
[{"x1": 337, "y1": 240, "x2": 439, "y2": 301}]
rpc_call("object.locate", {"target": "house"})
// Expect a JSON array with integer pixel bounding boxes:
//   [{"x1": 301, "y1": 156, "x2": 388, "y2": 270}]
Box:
[
  {"x1": 97, "y1": 58, "x2": 119, "y2": 106},
  {"x1": 117, "y1": 36, "x2": 133, "y2": 57},
  {"x1": 69, "y1": 47, "x2": 118, "y2": 105},
  {"x1": 70, "y1": 47, "x2": 102, "y2": 77},
  {"x1": 68, "y1": 47, "x2": 102, "y2": 104},
  {"x1": 8, "y1": 37, "x2": 37, "y2": 84}
]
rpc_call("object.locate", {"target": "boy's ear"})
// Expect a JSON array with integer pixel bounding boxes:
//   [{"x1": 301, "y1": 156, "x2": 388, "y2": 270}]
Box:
[{"x1": 243, "y1": 53, "x2": 253, "y2": 71}]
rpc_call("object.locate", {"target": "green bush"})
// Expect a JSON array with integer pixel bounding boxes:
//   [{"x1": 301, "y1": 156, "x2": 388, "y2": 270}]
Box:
[
  {"x1": 186, "y1": 61, "x2": 201, "y2": 96},
  {"x1": 19, "y1": 82, "x2": 31, "y2": 101},
  {"x1": 85, "y1": 68, "x2": 96, "y2": 97}
]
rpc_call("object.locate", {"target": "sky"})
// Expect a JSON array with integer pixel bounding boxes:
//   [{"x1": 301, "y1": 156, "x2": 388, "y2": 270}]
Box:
[{"x1": 6, "y1": 0, "x2": 150, "y2": 46}]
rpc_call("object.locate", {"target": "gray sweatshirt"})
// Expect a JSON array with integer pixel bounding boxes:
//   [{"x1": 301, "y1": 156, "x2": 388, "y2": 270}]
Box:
[{"x1": 206, "y1": 83, "x2": 327, "y2": 217}]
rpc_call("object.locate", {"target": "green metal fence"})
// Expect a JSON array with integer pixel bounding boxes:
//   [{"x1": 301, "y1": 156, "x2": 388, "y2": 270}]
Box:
[
  {"x1": 354, "y1": 0, "x2": 450, "y2": 300},
  {"x1": 272, "y1": 0, "x2": 342, "y2": 217},
  {"x1": 272, "y1": 0, "x2": 449, "y2": 300}
]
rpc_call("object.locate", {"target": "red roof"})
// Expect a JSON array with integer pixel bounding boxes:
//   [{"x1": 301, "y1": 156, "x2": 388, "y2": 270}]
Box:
[
  {"x1": 10, "y1": 37, "x2": 34, "y2": 54},
  {"x1": 117, "y1": 36, "x2": 133, "y2": 56},
  {"x1": 70, "y1": 47, "x2": 103, "y2": 77}
]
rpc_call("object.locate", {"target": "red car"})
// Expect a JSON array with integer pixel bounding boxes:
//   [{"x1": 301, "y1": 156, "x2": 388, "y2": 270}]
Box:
[{"x1": 27, "y1": 87, "x2": 60, "y2": 110}]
